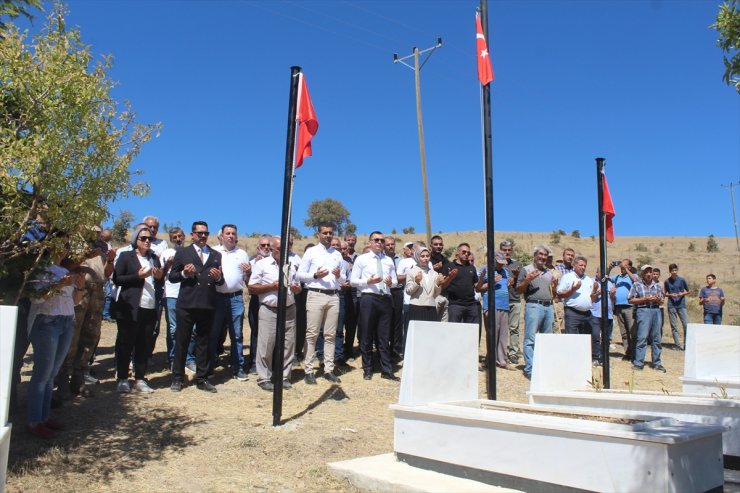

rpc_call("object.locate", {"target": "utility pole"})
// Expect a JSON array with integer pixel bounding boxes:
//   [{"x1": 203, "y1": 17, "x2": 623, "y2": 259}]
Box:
[
  {"x1": 394, "y1": 38, "x2": 442, "y2": 248},
  {"x1": 721, "y1": 181, "x2": 740, "y2": 252}
]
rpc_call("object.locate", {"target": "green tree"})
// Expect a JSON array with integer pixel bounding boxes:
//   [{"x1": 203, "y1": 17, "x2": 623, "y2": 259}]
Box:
[
  {"x1": 707, "y1": 234, "x2": 719, "y2": 252},
  {"x1": 712, "y1": 0, "x2": 740, "y2": 93},
  {"x1": 0, "y1": 0, "x2": 40, "y2": 37},
  {"x1": 110, "y1": 210, "x2": 134, "y2": 245},
  {"x1": 402, "y1": 226, "x2": 415, "y2": 234},
  {"x1": 304, "y1": 198, "x2": 353, "y2": 235},
  {"x1": 550, "y1": 230, "x2": 561, "y2": 245},
  {"x1": 688, "y1": 241, "x2": 696, "y2": 252},
  {"x1": 288, "y1": 226, "x2": 303, "y2": 240},
  {"x1": 571, "y1": 229, "x2": 580, "y2": 238},
  {"x1": 0, "y1": 5, "x2": 160, "y2": 303}
]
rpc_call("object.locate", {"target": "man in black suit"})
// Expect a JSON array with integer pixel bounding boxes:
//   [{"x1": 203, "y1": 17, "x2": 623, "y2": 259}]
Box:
[{"x1": 169, "y1": 221, "x2": 224, "y2": 393}]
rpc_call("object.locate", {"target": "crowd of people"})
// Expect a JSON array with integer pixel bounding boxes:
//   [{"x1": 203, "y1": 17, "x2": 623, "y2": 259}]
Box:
[{"x1": 13, "y1": 216, "x2": 728, "y2": 438}]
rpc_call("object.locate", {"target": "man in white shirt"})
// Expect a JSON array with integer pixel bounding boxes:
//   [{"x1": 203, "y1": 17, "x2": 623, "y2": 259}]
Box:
[
  {"x1": 209, "y1": 224, "x2": 250, "y2": 381},
  {"x1": 246, "y1": 235, "x2": 271, "y2": 374},
  {"x1": 350, "y1": 231, "x2": 399, "y2": 381},
  {"x1": 557, "y1": 256, "x2": 597, "y2": 336},
  {"x1": 160, "y1": 227, "x2": 185, "y2": 367},
  {"x1": 296, "y1": 223, "x2": 345, "y2": 384},
  {"x1": 396, "y1": 241, "x2": 418, "y2": 353},
  {"x1": 143, "y1": 215, "x2": 169, "y2": 363},
  {"x1": 248, "y1": 236, "x2": 301, "y2": 391}
]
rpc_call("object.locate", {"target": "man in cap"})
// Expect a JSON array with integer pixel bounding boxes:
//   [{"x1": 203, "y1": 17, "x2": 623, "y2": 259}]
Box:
[{"x1": 628, "y1": 265, "x2": 666, "y2": 373}]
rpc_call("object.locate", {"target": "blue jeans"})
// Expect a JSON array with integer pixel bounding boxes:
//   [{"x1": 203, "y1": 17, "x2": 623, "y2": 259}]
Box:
[
  {"x1": 28, "y1": 314, "x2": 74, "y2": 423},
  {"x1": 165, "y1": 297, "x2": 178, "y2": 363},
  {"x1": 590, "y1": 316, "x2": 613, "y2": 362},
  {"x1": 704, "y1": 313, "x2": 722, "y2": 325},
  {"x1": 209, "y1": 292, "x2": 245, "y2": 374},
  {"x1": 102, "y1": 280, "x2": 113, "y2": 319},
  {"x1": 634, "y1": 307, "x2": 662, "y2": 367},
  {"x1": 668, "y1": 306, "x2": 688, "y2": 347},
  {"x1": 523, "y1": 302, "x2": 553, "y2": 375}
]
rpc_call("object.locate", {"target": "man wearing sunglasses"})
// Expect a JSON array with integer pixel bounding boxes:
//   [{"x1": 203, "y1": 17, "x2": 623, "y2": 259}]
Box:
[
  {"x1": 350, "y1": 231, "x2": 399, "y2": 381},
  {"x1": 168, "y1": 221, "x2": 224, "y2": 393},
  {"x1": 442, "y1": 243, "x2": 478, "y2": 324}
]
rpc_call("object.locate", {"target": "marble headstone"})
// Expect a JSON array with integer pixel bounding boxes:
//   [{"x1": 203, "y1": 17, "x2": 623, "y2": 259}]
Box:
[
  {"x1": 684, "y1": 323, "x2": 740, "y2": 380},
  {"x1": 398, "y1": 321, "x2": 478, "y2": 406},
  {"x1": 530, "y1": 334, "x2": 592, "y2": 393},
  {"x1": 0, "y1": 305, "x2": 18, "y2": 426}
]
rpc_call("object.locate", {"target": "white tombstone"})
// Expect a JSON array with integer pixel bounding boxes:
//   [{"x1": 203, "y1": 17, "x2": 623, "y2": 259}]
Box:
[
  {"x1": 398, "y1": 321, "x2": 478, "y2": 406},
  {"x1": 529, "y1": 334, "x2": 592, "y2": 393},
  {"x1": 682, "y1": 323, "x2": 740, "y2": 396},
  {"x1": 0, "y1": 305, "x2": 18, "y2": 490}
]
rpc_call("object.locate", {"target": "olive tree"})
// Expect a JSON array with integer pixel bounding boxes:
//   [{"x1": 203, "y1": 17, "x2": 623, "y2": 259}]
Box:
[
  {"x1": 712, "y1": 0, "x2": 740, "y2": 93},
  {"x1": 304, "y1": 198, "x2": 355, "y2": 236},
  {"x1": 0, "y1": 5, "x2": 160, "y2": 303}
]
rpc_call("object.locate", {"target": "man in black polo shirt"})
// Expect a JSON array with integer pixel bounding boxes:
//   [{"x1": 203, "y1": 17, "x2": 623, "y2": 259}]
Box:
[
  {"x1": 430, "y1": 235, "x2": 452, "y2": 321},
  {"x1": 442, "y1": 243, "x2": 478, "y2": 324}
]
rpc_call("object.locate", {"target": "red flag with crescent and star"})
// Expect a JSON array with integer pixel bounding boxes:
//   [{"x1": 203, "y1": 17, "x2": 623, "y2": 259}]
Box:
[
  {"x1": 476, "y1": 12, "x2": 494, "y2": 86},
  {"x1": 295, "y1": 73, "x2": 318, "y2": 168}
]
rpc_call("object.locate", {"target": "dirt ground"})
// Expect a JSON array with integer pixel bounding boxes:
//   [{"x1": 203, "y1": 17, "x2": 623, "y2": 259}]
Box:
[{"x1": 7, "y1": 312, "x2": 693, "y2": 493}]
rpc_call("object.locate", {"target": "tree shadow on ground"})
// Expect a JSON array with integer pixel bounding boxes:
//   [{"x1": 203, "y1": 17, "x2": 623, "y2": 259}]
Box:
[{"x1": 9, "y1": 383, "x2": 202, "y2": 481}]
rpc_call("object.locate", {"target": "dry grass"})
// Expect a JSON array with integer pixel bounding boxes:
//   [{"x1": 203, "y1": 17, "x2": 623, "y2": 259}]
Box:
[{"x1": 10, "y1": 231, "x2": 735, "y2": 492}]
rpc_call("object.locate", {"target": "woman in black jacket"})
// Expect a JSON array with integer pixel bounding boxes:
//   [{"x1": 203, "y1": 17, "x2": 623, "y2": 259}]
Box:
[{"x1": 113, "y1": 226, "x2": 164, "y2": 393}]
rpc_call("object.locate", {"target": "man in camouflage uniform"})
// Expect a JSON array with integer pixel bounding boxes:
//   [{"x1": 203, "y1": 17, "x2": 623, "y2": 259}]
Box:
[{"x1": 56, "y1": 234, "x2": 112, "y2": 398}]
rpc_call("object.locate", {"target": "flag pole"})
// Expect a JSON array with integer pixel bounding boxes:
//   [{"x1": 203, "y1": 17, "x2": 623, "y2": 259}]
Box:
[
  {"x1": 480, "y1": 0, "x2": 496, "y2": 400},
  {"x1": 273, "y1": 66, "x2": 301, "y2": 426},
  {"x1": 596, "y1": 157, "x2": 610, "y2": 389}
]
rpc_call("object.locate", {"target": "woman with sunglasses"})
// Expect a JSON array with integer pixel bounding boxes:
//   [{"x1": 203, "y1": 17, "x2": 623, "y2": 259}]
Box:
[{"x1": 113, "y1": 226, "x2": 164, "y2": 393}]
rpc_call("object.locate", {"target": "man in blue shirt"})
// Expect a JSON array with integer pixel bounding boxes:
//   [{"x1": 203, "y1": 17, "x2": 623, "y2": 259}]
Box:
[
  {"x1": 664, "y1": 263, "x2": 689, "y2": 350},
  {"x1": 608, "y1": 258, "x2": 639, "y2": 361},
  {"x1": 477, "y1": 250, "x2": 516, "y2": 371}
]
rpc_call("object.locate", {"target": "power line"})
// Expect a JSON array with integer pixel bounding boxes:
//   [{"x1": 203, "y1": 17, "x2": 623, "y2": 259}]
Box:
[{"x1": 721, "y1": 181, "x2": 740, "y2": 252}]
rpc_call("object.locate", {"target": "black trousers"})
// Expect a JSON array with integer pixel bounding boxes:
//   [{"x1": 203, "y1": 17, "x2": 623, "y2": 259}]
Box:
[
  {"x1": 358, "y1": 294, "x2": 392, "y2": 373},
  {"x1": 564, "y1": 306, "x2": 592, "y2": 335},
  {"x1": 173, "y1": 307, "x2": 214, "y2": 382},
  {"x1": 247, "y1": 295, "x2": 260, "y2": 368},
  {"x1": 342, "y1": 288, "x2": 358, "y2": 359},
  {"x1": 294, "y1": 288, "x2": 307, "y2": 358},
  {"x1": 115, "y1": 308, "x2": 156, "y2": 380},
  {"x1": 448, "y1": 302, "x2": 481, "y2": 324},
  {"x1": 390, "y1": 288, "x2": 404, "y2": 356}
]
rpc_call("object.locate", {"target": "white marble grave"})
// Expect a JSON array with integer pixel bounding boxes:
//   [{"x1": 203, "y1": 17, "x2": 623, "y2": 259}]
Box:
[
  {"x1": 0, "y1": 305, "x2": 18, "y2": 490},
  {"x1": 398, "y1": 320, "x2": 478, "y2": 406},
  {"x1": 682, "y1": 323, "x2": 740, "y2": 396},
  {"x1": 529, "y1": 334, "x2": 592, "y2": 393},
  {"x1": 391, "y1": 320, "x2": 725, "y2": 491},
  {"x1": 528, "y1": 331, "x2": 740, "y2": 462}
]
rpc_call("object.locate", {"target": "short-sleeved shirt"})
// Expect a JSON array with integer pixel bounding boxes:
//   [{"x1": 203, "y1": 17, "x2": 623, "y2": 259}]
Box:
[
  {"x1": 517, "y1": 264, "x2": 554, "y2": 302},
  {"x1": 442, "y1": 261, "x2": 479, "y2": 305},
  {"x1": 628, "y1": 280, "x2": 664, "y2": 303},
  {"x1": 591, "y1": 280, "x2": 614, "y2": 319},
  {"x1": 664, "y1": 276, "x2": 689, "y2": 308},
  {"x1": 482, "y1": 268, "x2": 509, "y2": 311},
  {"x1": 611, "y1": 273, "x2": 635, "y2": 306},
  {"x1": 700, "y1": 287, "x2": 724, "y2": 315},
  {"x1": 557, "y1": 272, "x2": 594, "y2": 311},
  {"x1": 504, "y1": 259, "x2": 522, "y2": 303}
]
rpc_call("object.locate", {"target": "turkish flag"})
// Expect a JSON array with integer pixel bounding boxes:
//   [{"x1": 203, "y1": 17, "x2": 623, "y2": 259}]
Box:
[
  {"x1": 476, "y1": 13, "x2": 494, "y2": 86},
  {"x1": 295, "y1": 74, "x2": 318, "y2": 168},
  {"x1": 602, "y1": 174, "x2": 616, "y2": 243}
]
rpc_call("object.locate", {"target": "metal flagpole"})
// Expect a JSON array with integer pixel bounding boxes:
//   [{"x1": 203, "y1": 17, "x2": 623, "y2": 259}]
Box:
[
  {"x1": 273, "y1": 66, "x2": 301, "y2": 426},
  {"x1": 480, "y1": 0, "x2": 496, "y2": 400},
  {"x1": 596, "y1": 157, "x2": 610, "y2": 389}
]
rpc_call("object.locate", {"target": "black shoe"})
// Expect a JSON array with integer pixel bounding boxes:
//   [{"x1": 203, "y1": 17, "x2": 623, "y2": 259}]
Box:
[
  {"x1": 170, "y1": 380, "x2": 183, "y2": 392},
  {"x1": 632, "y1": 364, "x2": 644, "y2": 371},
  {"x1": 363, "y1": 370, "x2": 373, "y2": 381},
  {"x1": 653, "y1": 364, "x2": 667, "y2": 373},
  {"x1": 380, "y1": 372, "x2": 400, "y2": 382},
  {"x1": 258, "y1": 381, "x2": 274, "y2": 391},
  {"x1": 324, "y1": 371, "x2": 341, "y2": 383},
  {"x1": 509, "y1": 355, "x2": 519, "y2": 364},
  {"x1": 523, "y1": 372, "x2": 531, "y2": 380},
  {"x1": 196, "y1": 380, "x2": 217, "y2": 393},
  {"x1": 304, "y1": 373, "x2": 317, "y2": 385},
  {"x1": 282, "y1": 379, "x2": 293, "y2": 390}
]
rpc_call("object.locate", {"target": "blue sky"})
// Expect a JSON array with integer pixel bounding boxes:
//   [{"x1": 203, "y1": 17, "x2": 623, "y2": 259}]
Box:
[{"x1": 24, "y1": 1, "x2": 740, "y2": 237}]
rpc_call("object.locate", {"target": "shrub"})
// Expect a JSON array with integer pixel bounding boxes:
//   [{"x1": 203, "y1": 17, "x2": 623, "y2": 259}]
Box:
[
  {"x1": 634, "y1": 243, "x2": 648, "y2": 252},
  {"x1": 688, "y1": 242, "x2": 696, "y2": 252},
  {"x1": 707, "y1": 234, "x2": 719, "y2": 252},
  {"x1": 571, "y1": 230, "x2": 580, "y2": 238}
]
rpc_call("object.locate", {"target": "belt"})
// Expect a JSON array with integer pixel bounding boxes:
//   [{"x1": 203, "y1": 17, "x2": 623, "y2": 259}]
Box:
[
  {"x1": 637, "y1": 304, "x2": 660, "y2": 309},
  {"x1": 307, "y1": 288, "x2": 339, "y2": 295},
  {"x1": 526, "y1": 299, "x2": 552, "y2": 306},
  {"x1": 219, "y1": 290, "x2": 243, "y2": 298},
  {"x1": 615, "y1": 304, "x2": 633, "y2": 308},
  {"x1": 391, "y1": 286, "x2": 404, "y2": 291},
  {"x1": 261, "y1": 303, "x2": 295, "y2": 311},
  {"x1": 364, "y1": 292, "x2": 391, "y2": 299},
  {"x1": 566, "y1": 306, "x2": 591, "y2": 315}
]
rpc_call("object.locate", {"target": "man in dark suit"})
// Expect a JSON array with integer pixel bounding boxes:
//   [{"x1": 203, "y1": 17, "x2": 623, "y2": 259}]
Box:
[{"x1": 169, "y1": 221, "x2": 224, "y2": 393}]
